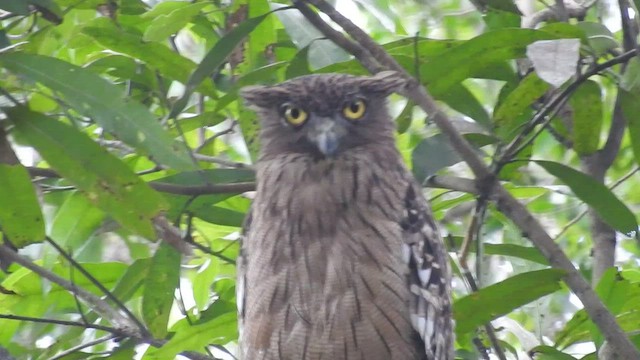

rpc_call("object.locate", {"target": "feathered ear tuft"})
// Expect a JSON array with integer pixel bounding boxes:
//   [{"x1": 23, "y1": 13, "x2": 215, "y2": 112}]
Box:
[
  {"x1": 240, "y1": 84, "x2": 293, "y2": 108},
  {"x1": 360, "y1": 71, "x2": 407, "y2": 96},
  {"x1": 240, "y1": 85, "x2": 273, "y2": 108}
]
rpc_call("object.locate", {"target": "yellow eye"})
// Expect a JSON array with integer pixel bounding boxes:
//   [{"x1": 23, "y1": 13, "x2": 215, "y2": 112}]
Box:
[
  {"x1": 281, "y1": 104, "x2": 308, "y2": 126},
  {"x1": 343, "y1": 99, "x2": 366, "y2": 120}
]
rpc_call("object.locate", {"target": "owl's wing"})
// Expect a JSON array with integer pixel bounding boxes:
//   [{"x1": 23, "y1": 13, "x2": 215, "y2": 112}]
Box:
[{"x1": 401, "y1": 184, "x2": 454, "y2": 359}]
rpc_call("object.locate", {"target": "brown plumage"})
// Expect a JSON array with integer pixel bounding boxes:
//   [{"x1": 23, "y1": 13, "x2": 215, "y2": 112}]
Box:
[{"x1": 238, "y1": 72, "x2": 454, "y2": 360}]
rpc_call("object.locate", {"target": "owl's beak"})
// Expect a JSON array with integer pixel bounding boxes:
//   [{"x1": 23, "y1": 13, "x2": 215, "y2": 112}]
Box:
[{"x1": 307, "y1": 116, "x2": 346, "y2": 157}]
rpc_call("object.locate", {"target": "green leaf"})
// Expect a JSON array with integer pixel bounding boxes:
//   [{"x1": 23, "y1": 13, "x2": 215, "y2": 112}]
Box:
[
  {"x1": 440, "y1": 84, "x2": 490, "y2": 127},
  {"x1": 169, "y1": 11, "x2": 275, "y2": 118},
  {"x1": 621, "y1": 58, "x2": 640, "y2": 92},
  {"x1": 143, "y1": 243, "x2": 181, "y2": 338},
  {"x1": 570, "y1": 80, "x2": 602, "y2": 155},
  {"x1": 1, "y1": 262, "x2": 127, "y2": 313},
  {"x1": 0, "y1": 53, "x2": 194, "y2": 170},
  {"x1": 529, "y1": 346, "x2": 578, "y2": 359},
  {"x1": 454, "y1": 269, "x2": 565, "y2": 336},
  {"x1": 555, "y1": 310, "x2": 591, "y2": 348},
  {"x1": 145, "y1": 312, "x2": 237, "y2": 359},
  {"x1": 412, "y1": 133, "x2": 497, "y2": 181},
  {"x1": 286, "y1": 45, "x2": 312, "y2": 79},
  {"x1": 619, "y1": 89, "x2": 640, "y2": 167},
  {"x1": 590, "y1": 268, "x2": 638, "y2": 346},
  {"x1": 0, "y1": 163, "x2": 45, "y2": 246},
  {"x1": 556, "y1": 269, "x2": 640, "y2": 349},
  {"x1": 447, "y1": 236, "x2": 549, "y2": 264},
  {"x1": 0, "y1": 0, "x2": 29, "y2": 14},
  {"x1": 194, "y1": 206, "x2": 246, "y2": 227},
  {"x1": 484, "y1": 8, "x2": 521, "y2": 30},
  {"x1": 49, "y1": 192, "x2": 105, "y2": 249},
  {"x1": 395, "y1": 100, "x2": 414, "y2": 133},
  {"x1": 6, "y1": 106, "x2": 166, "y2": 238},
  {"x1": 421, "y1": 28, "x2": 579, "y2": 94},
  {"x1": 273, "y1": 4, "x2": 349, "y2": 69},
  {"x1": 242, "y1": 0, "x2": 277, "y2": 71},
  {"x1": 112, "y1": 258, "x2": 151, "y2": 303},
  {"x1": 533, "y1": 160, "x2": 638, "y2": 234},
  {"x1": 576, "y1": 22, "x2": 619, "y2": 55},
  {"x1": 143, "y1": 3, "x2": 208, "y2": 42},
  {"x1": 494, "y1": 73, "x2": 549, "y2": 140},
  {"x1": 82, "y1": 18, "x2": 215, "y2": 97}
]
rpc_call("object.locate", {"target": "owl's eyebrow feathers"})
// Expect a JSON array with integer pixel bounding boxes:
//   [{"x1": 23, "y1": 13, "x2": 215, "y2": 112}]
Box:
[{"x1": 240, "y1": 71, "x2": 406, "y2": 110}]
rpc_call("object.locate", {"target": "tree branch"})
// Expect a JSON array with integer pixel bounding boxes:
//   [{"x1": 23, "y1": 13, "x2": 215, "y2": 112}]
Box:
[
  {"x1": 0, "y1": 245, "x2": 143, "y2": 337},
  {"x1": 294, "y1": 1, "x2": 640, "y2": 357},
  {"x1": 27, "y1": 167, "x2": 256, "y2": 195}
]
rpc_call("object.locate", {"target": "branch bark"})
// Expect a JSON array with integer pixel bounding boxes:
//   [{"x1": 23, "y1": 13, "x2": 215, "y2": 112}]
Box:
[{"x1": 294, "y1": 1, "x2": 640, "y2": 358}]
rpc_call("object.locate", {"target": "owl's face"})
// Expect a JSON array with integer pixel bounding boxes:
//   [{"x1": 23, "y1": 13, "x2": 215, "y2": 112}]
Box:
[{"x1": 241, "y1": 72, "x2": 405, "y2": 160}]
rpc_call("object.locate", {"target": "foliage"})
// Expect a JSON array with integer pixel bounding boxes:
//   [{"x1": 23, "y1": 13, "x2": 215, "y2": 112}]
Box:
[{"x1": 0, "y1": 0, "x2": 639, "y2": 359}]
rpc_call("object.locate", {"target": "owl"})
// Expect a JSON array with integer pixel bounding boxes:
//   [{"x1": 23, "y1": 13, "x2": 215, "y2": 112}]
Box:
[{"x1": 238, "y1": 72, "x2": 454, "y2": 360}]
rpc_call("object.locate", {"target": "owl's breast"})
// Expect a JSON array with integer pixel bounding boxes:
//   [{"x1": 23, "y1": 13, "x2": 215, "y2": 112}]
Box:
[{"x1": 240, "y1": 154, "x2": 422, "y2": 359}]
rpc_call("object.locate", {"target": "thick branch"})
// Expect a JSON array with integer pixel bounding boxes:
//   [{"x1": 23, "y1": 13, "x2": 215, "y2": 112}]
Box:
[{"x1": 295, "y1": 1, "x2": 640, "y2": 357}]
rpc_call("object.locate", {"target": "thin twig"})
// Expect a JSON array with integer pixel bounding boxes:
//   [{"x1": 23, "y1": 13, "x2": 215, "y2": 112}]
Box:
[
  {"x1": 498, "y1": 49, "x2": 637, "y2": 165},
  {"x1": 0, "y1": 245, "x2": 143, "y2": 336},
  {"x1": 195, "y1": 120, "x2": 237, "y2": 153},
  {"x1": 554, "y1": 167, "x2": 640, "y2": 240},
  {"x1": 49, "y1": 334, "x2": 118, "y2": 360},
  {"x1": 27, "y1": 166, "x2": 256, "y2": 195},
  {"x1": 0, "y1": 314, "x2": 126, "y2": 334},
  {"x1": 45, "y1": 237, "x2": 150, "y2": 337}
]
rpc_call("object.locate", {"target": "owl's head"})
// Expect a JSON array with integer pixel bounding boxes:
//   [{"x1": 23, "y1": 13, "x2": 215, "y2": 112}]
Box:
[{"x1": 241, "y1": 72, "x2": 406, "y2": 159}]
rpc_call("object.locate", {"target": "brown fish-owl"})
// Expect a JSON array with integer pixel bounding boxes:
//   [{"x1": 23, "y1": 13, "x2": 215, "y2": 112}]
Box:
[{"x1": 238, "y1": 72, "x2": 454, "y2": 360}]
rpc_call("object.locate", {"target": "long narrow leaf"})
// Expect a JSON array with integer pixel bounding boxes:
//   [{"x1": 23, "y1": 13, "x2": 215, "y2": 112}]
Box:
[
  {"x1": 169, "y1": 10, "x2": 277, "y2": 118},
  {"x1": 534, "y1": 160, "x2": 638, "y2": 234},
  {"x1": 6, "y1": 106, "x2": 166, "y2": 238},
  {"x1": 0, "y1": 163, "x2": 45, "y2": 246},
  {"x1": 142, "y1": 243, "x2": 181, "y2": 338},
  {"x1": 0, "y1": 53, "x2": 194, "y2": 170},
  {"x1": 454, "y1": 269, "x2": 565, "y2": 336}
]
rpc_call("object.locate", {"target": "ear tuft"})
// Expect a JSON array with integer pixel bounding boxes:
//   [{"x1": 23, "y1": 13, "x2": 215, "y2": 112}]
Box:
[{"x1": 239, "y1": 85, "x2": 271, "y2": 108}]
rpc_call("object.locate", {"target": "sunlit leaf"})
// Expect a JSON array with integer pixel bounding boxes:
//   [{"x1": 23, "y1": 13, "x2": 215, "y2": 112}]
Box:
[
  {"x1": 143, "y1": 243, "x2": 181, "y2": 338},
  {"x1": 422, "y1": 27, "x2": 582, "y2": 94},
  {"x1": 143, "y1": 3, "x2": 208, "y2": 42},
  {"x1": 169, "y1": 10, "x2": 276, "y2": 118},
  {"x1": 494, "y1": 73, "x2": 549, "y2": 140},
  {"x1": 529, "y1": 346, "x2": 578, "y2": 359},
  {"x1": 82, "y1": 18, "x2": 215, "y2": 97},
  {"x1": 49, "y1": 192, "x2": 105, "y2": 249},
  {"x1": 454, "y1": 269, "x2": 565, "y2": 336},
  {"x1": 0, "y1": 163, "x2": 44, "y2": 246},
  {"x1": 534, "y1": 160, "x2": 638, "y2": 234},
  {"x1": 6, "y1": 106, "x2": 166, "y2": 238},
  {"x1": 0, "y1": 53, "x2": 194, "y2": 170},
  {"x1": 145, "y1": 313, "x2": 237, "y2": 359}
]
